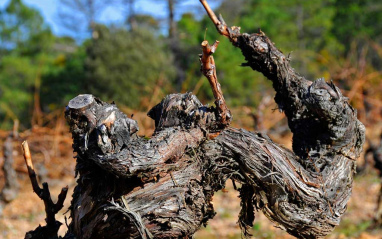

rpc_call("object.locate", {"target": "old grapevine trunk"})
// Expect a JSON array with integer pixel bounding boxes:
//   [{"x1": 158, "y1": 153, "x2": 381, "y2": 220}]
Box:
[
  {"x1": 63, "y1": 42, "x2": 364, "y2": 239},
  {"x1": 64, "y1": 82, "x2": 364, "y2": 238},
  {"x1": 27, "y1": 2, "x2": 365, "y2": 239}
]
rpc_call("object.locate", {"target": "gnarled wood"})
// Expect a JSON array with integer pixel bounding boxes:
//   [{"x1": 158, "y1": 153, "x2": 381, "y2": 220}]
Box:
[
  {"x1": 62, "y1": 84, "x2": 363, "y2": 238},
  {"x1": 25, "y1": 2, "x2": 365, "y2": 238}
]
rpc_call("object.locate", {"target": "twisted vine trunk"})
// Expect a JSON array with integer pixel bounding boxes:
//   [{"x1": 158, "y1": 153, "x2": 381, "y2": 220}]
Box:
[
  {"x1": 63, "y1": 37, "x2": 364, "y2": 239},
  {"x1": 26, "y1": 2, "x2": 365, "y2": 239}
]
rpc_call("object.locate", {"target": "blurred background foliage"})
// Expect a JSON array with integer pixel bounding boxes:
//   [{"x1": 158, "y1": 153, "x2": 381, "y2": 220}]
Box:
[{"x1": 0, "y1": 0, "x2": 381, "y2": 130}]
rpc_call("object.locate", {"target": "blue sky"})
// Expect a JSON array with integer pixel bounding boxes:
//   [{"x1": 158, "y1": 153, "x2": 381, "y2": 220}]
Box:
[
  {"x1": 1, "y1": 0, "x2": 60, "y2": 34},
  {"x1": 0, "y1": 0, "x2": 220, "y2": 37}
]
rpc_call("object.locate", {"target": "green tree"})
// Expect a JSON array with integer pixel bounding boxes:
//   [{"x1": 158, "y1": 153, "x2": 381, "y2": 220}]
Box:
[
  {"x1": 84, "y1": 25, "x2": 175, "y2": 109},
  {"x1": 0, "y1": 0, "x2": 53, "y2": 129},
  {"x1": 0, "y1": 0, "x2": 80, "y2": 129},
  {"x1": 0, "y1": 0, "x2": 54, "y2": 54},
  {"x1": 176, "y1": 5, "x2": 272, "y2": 107},
  {"x1": 40, "y1": 43, "x2": 86, "y2": 112},
  {"x1": 0, "y1": 55, "x2": 36, "y2": 128},
  {"x1": 176, "y1": 0, "x2": 361, "y2": 108},
  {"x1": 332, "y1": 0, "x2": 382, "y2": 51}
]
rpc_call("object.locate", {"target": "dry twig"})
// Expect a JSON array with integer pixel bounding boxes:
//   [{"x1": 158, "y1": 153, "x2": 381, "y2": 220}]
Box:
[
  {"x1": 22, "y1": 141, "x2": 68, "y2": 238},
  {"x1": 200, "y1": 40, "x2": 231, "y2": 130},
  {"x1": 199, "y1": 0, "x2": 241, "y2": 42}
]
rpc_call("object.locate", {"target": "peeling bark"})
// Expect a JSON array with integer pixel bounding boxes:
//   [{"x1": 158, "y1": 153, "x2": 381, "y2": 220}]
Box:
[
  {"x1": 62, "y1": 82, "x2": 364, "y2": 238},
  {"x1": 25, "y1": 2, "x2": 365, "y2": 238}
]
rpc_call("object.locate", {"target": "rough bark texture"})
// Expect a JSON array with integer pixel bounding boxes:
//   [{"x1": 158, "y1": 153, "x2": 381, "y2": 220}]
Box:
[
  {"x1": 62, "y1": 80, "x2": 364, "y2": 238},
  {"x1": 26, "y1": 3, "x2": 365, "y2": 238}
]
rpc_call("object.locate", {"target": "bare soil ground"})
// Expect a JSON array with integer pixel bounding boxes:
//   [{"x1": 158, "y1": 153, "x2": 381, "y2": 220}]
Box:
[{"x1": 1, "y1": 109, "x2": 382, "y2": 239}]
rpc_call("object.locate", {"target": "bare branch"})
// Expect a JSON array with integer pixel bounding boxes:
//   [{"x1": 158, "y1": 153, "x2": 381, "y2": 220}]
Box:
[
  {"x1": 199, "y1": 0, "x2": 241, "y2": 42},
  {"x1": 200, "y1": 40, "x2": 231, "y2": 133},
  {"x1": 22, "y1": 141, "x2": 69, "y2": 239},
  {"x1": 22, "y1": 141, "x2": 42, "y2": 196}
]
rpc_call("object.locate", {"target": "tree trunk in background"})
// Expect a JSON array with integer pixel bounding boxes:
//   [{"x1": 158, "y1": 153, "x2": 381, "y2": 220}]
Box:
[
  {"x1": 127, "y1": 0, "x2": 137, "y2": 30},
  {"x1": 0, "y1": 134, "x2": 20, "y2": 216},
  {"x1": 168, "y1": 0, "x2": 176, "y2": 39},
  {"x1": 167, "y1": 0, "x2": 185, "y2": 91}
]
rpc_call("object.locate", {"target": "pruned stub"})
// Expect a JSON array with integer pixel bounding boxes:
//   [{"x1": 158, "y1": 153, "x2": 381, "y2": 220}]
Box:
[
  {"x1": 65, "y1": 93, "x2": 231, "y2": 239},
  {"x1": 66, "y1": 94, "x2": 139, "y2": 155}
]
